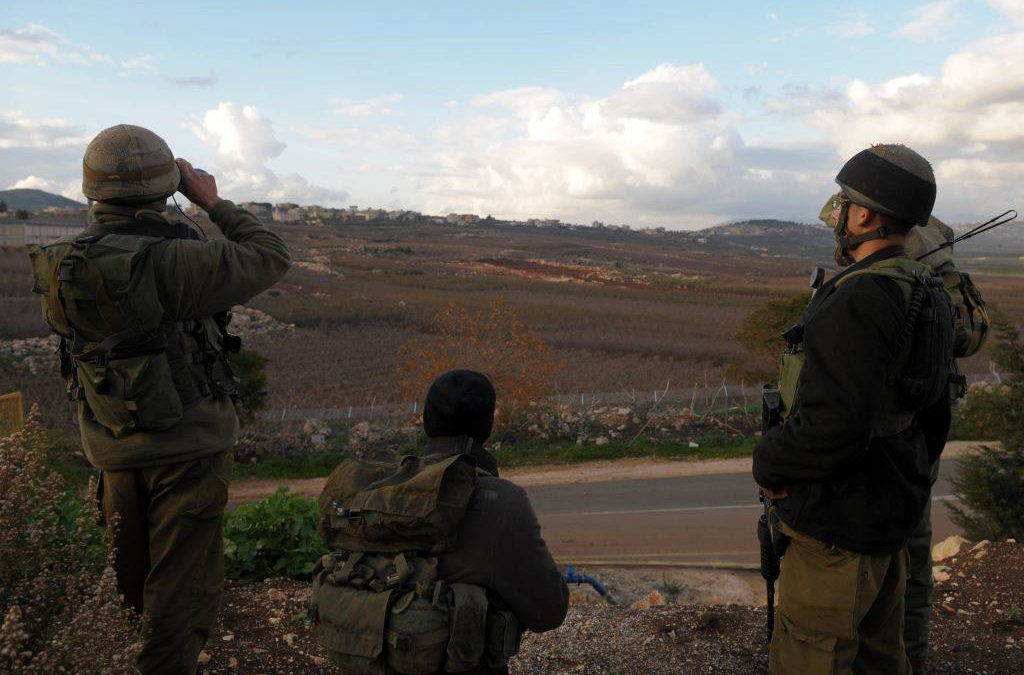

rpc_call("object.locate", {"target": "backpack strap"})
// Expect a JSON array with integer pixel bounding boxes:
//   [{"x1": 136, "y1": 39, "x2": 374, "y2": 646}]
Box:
[{"x1": 79, "y1": 214, "x2": 201, "y2": 241}]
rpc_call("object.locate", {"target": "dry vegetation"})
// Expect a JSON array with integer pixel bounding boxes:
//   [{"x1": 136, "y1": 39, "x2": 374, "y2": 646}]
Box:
[
  {"x1": 4, "y1": 218, "x2": 1024, "y2": 421},
  {"x1": 0, "y1": 413, "x2": 140, "y2": 673},
  {"x1": 396, "y1": 300, "x2": 557, "y2": 424}
]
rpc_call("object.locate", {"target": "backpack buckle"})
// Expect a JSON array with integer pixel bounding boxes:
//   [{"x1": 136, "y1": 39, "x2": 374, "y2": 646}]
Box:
[{"x1": 57, "y1": 259, "x2": 76, "y2": 282}]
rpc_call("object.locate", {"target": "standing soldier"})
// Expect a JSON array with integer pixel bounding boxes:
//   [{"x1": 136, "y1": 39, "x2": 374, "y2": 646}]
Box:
[
  {"x1": 29, "y1": 124, "x2": 291, "y2": 674},
  {"x1": 754, "y1": 144, "x2": 953, "y2": 675}
]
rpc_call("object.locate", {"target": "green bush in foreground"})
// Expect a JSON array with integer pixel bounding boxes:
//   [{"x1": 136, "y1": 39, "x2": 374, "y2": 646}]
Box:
[
  {"x1": 224, "y1": 487, "x2": 327, "y2": 580},
  {"x1": 952, "y1": 314, "x2": 1024, "y2": 541}
]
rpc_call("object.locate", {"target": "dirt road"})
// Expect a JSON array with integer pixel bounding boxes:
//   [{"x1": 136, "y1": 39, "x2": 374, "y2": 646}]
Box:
[{"x1": 230, "y1": 442, "x2": 976, "y2": 566}]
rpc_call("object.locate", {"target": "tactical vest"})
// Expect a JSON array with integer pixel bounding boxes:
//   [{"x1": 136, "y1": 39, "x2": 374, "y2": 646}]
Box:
[
  {"x1": 28, "y1": 218, "x2": 239, "y2": 438},
  {"x1": 312, "y1": 448, "x2": 521, "y2": 675},
  {"x1": 778, "y1": 256, "x2": 954, "y2": 437}
]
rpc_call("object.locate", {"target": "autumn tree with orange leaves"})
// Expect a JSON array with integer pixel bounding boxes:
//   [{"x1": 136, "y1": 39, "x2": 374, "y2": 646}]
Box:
[{"x1": 395, "y1": 300, "x2": 558, "y2": 429}]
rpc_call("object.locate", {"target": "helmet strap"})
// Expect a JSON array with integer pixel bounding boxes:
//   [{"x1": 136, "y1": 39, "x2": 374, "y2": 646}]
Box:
[
  {"x1": 835, "y1": 199, "x2": 892, "y2": 266},
  {"x1": 844, "y1": 226, "x2": 890, "y2": 249}
]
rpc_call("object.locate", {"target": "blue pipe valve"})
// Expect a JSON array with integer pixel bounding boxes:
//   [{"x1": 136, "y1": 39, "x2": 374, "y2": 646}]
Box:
[{"x1": 564, "y1": 565, "x2": 616, "y2": 604}]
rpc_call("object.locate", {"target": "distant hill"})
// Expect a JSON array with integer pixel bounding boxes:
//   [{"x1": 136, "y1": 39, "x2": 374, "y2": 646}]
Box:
[
  {"x1": 687, "y1": 219, "x2": 833, "y2": 257},
  {"x1": 0, "y1": 189, "x2": 85, "y2": 212}
]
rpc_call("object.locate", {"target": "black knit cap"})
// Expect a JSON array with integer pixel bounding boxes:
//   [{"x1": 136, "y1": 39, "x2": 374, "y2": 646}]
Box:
[{"x1": 423, "y1": 370, "x2": 496, "y2": 443}]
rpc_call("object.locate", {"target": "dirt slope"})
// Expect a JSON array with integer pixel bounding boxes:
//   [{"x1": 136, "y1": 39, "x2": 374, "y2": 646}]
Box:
[{"x1": 198, "y1": 540, "x2": 1023, "y2": 674}]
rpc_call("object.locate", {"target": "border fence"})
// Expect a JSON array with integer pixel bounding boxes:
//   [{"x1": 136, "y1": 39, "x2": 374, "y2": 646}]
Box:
[
  {"x1": 264, "y1": 373, "x2": 1001, "y2": 424},
  {"x1": 265, "y1": 384, "x2": 763, "y2": 424}
]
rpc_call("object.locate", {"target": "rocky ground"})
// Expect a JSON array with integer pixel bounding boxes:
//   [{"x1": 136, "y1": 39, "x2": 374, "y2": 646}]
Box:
[
  {"x1": 0, "y1": 306, "x2": 292, "y2": 374},
  {"x1": 198, "y1": 539, "x2": 1023, "y2": 675}
]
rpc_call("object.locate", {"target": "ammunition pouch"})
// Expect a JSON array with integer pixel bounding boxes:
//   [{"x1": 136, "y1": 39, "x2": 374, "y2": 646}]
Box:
[
  {"x1": 761, "y1": 385, "x2": 782, "y2": 434},
  {"x1": 311, "y1": 553, "x2": 519, "y2": 675}
]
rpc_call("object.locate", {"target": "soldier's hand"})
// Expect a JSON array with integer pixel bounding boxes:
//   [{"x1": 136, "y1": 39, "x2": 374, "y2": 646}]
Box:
[
  {"x1": 176, "y1": 158, "x2": 222, "y2": 212},
  {"x1": 761, "y1": 485, "x2": 790, "y2": 500}
]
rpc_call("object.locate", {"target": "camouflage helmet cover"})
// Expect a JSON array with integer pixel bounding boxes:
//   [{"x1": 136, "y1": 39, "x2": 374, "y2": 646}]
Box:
[{"x1": 82, "y1": 124, "x2": 180, "y2": 203}]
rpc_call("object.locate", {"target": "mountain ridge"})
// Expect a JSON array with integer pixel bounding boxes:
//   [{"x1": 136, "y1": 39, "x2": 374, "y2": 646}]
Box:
[{"x1": 0, "y1": 189, "x2": 85, "y2": 211}]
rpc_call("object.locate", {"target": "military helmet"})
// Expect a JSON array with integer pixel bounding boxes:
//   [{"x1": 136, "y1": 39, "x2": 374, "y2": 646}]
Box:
[
  {"x1": 82, "y1": 124, "x2": 180, "y2": 204},
  {"x1": 836, "y1": 144, "x2": 936, "y2": 227}
]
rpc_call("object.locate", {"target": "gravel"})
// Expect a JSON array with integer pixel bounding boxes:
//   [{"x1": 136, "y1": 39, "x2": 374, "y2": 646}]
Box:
[{"x1": 198, "y1": 541, "x2": 1023, "y2": 674}]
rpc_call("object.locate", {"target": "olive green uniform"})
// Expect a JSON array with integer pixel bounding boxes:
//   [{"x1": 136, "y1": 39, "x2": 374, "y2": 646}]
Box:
[
  {"x1": 36, "y1": 200, "x2": 290, "y2": 674},
  {"x1": 903, "y1": 459, "x2": 941, "y2": 672}
]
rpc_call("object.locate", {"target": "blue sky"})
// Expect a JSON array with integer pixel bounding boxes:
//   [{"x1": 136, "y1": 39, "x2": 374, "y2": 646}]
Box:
[{"x1": 3, "y1": 1, "x2": 1023, "y2": 227}]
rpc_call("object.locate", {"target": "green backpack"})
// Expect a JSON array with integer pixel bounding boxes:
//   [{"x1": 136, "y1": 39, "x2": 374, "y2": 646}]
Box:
[
  {"x1": 906, "y1": 218, "x2": 990, "y2": 359},
  {"x1": 27, "y1": 220, "x2": 237, "y2": 437},
  {"x1": 312, "y1": 450, "x2": 521, "y2": 674}
]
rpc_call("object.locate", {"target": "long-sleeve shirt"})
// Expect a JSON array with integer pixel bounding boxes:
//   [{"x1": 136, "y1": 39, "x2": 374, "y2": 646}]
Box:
[{"x1": 434, "y1": 439, "x2": 569, "y2": 673}]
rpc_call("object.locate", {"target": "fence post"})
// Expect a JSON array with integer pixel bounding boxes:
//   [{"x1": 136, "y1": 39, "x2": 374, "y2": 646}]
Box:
[{"x1": 0, "y1": 391, "x2": 25, "y2": 437}]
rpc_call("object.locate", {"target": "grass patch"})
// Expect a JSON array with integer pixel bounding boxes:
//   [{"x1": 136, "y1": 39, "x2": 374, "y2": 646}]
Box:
[
  {"x1": 229, "y1": 432, "x2": 756, "y2": 481},
  {"x1": 491, "y1": 432, "x2": 756, "y2": 468},
  {"x1": 232, "y1": 448, "x2": 346, "y2": 480}
]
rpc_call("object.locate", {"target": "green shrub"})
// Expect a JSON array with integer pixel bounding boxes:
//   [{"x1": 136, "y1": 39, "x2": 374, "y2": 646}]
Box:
[
  {"x1": 950, "y1": 445, "x2": 1024, "y2": 541},
  {"x1": 951, "y1": 314, "x2": 1024, "y2": 540},
  {"x1": 228, "y1": 348, "x2": 269, "y2": 427},
  {"x1": 730, "y1": 294, "x2": 809, "y2": 382},
  {"x1": 223, "y1": 487, "x2": 327, "y2": 580}
]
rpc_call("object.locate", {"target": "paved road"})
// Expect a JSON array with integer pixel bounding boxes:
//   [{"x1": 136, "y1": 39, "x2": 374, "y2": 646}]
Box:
[{"x1": 529, "y1": 466, "x2": 960, "y2": 567}]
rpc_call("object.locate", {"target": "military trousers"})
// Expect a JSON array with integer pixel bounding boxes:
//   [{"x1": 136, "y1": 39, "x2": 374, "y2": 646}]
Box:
[
  {"x1": 98, "y1": 450, "x2": 233, "y2": 675},
  {"x1": 904, "y1": 459, "x2": 941, "y2": 672},
  {"x1": 770, "y1": 522, "x2": 911, "y2": 675}
]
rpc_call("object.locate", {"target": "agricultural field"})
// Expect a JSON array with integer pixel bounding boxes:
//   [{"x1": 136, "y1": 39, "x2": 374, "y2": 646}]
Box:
[{"x1": 3, "y1": 217, "x2": 1024, "y2": 417}]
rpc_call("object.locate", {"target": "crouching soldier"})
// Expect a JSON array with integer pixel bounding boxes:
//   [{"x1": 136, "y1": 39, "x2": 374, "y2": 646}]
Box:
[
  {"x1": 312, "y1": 370, "x2": 569, "y2": 675},
  {"x1": 29, "y1": 124, "x2": 291, "y2": 674}
]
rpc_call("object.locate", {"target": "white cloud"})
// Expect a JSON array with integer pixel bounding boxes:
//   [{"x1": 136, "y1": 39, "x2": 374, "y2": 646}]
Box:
[
  {"x1": 827, "y1": 13, "x2": 874, "y2": 38},
  {"x1": 417, "y1": 62, "x2": 818, "y2": 225},
  {"x1": 8, "y1": 175, "x2": 82, "y2": 200},
  {"x1": 187, "y1": 102, "x2": 348, "y2": 205},
  {"x1": 0, "y1": 111, "x2": 90, "y2": 149},
  {"x1": 0, "y1": 24, "x2": 107, "y2": 65},
  {"x1": 988, "y1": 0, "x2": 1024, "y2": 25},
  {"x1": 764, "y1": 84, "x2": 844, "y2": 115},
  {"x1": 119, "y1": 54, "x2": 156, "y2": 74},
  {"x1": 895, "y1": 1, "x2": 958, "y2": 42},
  {"x1": 330, "y1": 94, "x2": 403, "y2": 117},
  {"x1": 806, "y1": 8, "x2": 1024, "y2": 220}
]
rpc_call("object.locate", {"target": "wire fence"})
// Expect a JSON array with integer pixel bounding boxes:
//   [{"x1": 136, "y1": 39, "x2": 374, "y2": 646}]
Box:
[{"x1": 264, "y1": 372, "x2": 1001, "y2": 424}]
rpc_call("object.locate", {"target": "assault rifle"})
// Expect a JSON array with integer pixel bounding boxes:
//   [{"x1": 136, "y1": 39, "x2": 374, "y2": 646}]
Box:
[
  {"x1": 756, "y1": 267, "x2": 823, "y2": 642},
  {"x1": 758, "y1": 386, "x2": 783, "y2": 643}
]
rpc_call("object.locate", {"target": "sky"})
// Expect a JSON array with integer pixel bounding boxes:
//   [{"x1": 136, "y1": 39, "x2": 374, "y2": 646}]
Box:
[{"x1": 2, "y1": 0, "x2": 1024, "y2": 228}]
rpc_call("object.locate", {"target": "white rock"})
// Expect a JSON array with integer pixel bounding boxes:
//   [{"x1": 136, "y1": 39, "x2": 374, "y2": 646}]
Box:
[
  {"x1": 932, "y1": 535, "x2": 971, "y2": 562},
  {"x1": 932, "y1": 566, "x2": 950, "y2": 583},
  {"x1": 594, "y1": 437, "x2": 609, "y2": 446},
  {"x1": 197, "y1": 651, "x2": 211, "y2": 665},
  {"x1": 970, "y1": 540, "x2": 991, "y2": 552}
]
